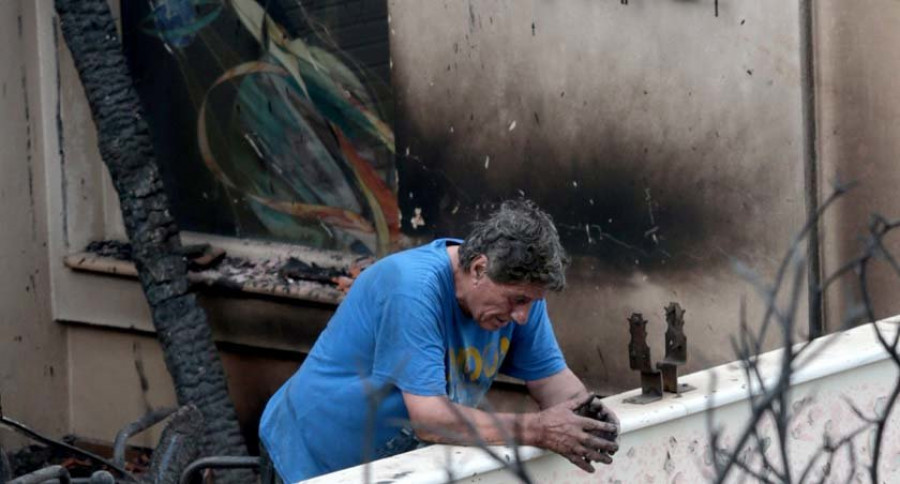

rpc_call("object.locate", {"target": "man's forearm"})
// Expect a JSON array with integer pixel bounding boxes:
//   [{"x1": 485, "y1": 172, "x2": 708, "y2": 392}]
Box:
[
  {"x1": 526, "y1": 368, "x2": 589, "y2": 409},
  {"x1": 404, "y1": 394, "x2": 542, "y2": 447}
]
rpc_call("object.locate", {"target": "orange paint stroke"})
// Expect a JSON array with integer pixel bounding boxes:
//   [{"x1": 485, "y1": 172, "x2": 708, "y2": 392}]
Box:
[{"x1": 335, "y1": 128, "x2": 400, "y2": 237}]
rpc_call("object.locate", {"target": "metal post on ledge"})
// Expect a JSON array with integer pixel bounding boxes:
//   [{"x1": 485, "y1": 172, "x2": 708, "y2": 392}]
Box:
[
  {"x1": 623, "y1": 313, "x2": 663, "y2": 404},
  {"x1": 656, "y1": 303, "x2": 695, "y2": 395}
]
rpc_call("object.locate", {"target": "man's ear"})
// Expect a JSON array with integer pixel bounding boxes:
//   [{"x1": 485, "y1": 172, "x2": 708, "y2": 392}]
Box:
[{"x1": 472, "y1": 255, "x2": 488, "y2": 279}]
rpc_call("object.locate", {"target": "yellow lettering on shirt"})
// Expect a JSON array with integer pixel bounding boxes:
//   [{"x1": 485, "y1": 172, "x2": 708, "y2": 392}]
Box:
[
  {"x1": 465, "y1": 347, "x2": 482, "y2": 381},
  {"x1": 448, "y1": 336, "x2": 512, "y2": 384}
]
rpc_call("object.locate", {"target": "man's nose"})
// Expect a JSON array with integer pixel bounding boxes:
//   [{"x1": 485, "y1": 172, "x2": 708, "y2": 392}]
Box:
[{"x1": 511, "y1": 305, "x2": 529, "y2": 325}]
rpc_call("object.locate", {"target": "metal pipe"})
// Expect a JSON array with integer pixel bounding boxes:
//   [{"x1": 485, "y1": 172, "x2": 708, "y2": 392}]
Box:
[
  {"x1": 800, "y1": 0, "x2": 824, "y2": 339},
  {"x1": 8, "y1": 476, "x2": 107, "y2": 484},
  {"x1": 178, "y1": 456, "x2": 260, "y2": 484},
  {"x1": 112, "y1": 407, "x2": 177, "y2": 467},
  {"x1": 8, "y1": 465, "x2": 71, "y2": 484},
  {"x1": 88, "y1": 470, "x2": 116, "y2": 483}
]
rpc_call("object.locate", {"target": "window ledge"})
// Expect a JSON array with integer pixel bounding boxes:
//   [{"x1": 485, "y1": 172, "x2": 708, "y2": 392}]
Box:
[{"x1": 64, "y1": 250, "x2": 344, "y2": 305}]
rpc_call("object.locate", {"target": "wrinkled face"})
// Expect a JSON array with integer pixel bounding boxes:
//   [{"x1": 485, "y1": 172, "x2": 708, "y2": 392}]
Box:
[{"x1": 464, "y1": 276, "x2": 547, "y2": 331}]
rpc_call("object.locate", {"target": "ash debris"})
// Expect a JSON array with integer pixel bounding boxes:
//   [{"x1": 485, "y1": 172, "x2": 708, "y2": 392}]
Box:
[
  {"x1": 4, "y1": 441, "x2": 151, "y2": 480},
  {"x1": 86, "y1": 240, "x2": 132, "y2": 261},
  {"x1": 82, "y1": 240, "x2": 373, "y2": 298}
]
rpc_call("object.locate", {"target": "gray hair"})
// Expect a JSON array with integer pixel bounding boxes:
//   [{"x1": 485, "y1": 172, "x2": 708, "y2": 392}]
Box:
[{"x1": 458, "y1": 200, "x2": 569, "y2": 291}]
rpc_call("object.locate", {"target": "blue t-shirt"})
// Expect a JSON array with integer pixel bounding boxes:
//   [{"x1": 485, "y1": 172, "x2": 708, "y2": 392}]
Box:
[{"x1": 259, "y1": 239, "x2": 567, "y2": 482}]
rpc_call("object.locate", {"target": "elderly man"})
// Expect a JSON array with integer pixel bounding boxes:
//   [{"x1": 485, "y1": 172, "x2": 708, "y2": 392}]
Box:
[{"x1": 259, "y1": 200, "x2": 619, "y2": 482}]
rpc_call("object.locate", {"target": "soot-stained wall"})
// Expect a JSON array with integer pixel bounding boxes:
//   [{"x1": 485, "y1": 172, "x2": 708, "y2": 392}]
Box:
[{"x1": 390, "y1": 0, "x2": 808, "y2": 393}]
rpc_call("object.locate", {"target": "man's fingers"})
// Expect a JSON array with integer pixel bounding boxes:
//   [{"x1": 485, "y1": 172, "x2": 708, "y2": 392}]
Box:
[
  {"x1": 601, "y1": 407, "x2": 621, "y2": 426},
  {"x1": 567, "y1": 455, "x2": 595, "y2": 473},
  {"x1": 578, "y1": 445, "x2": 611, "y2": 464},
  {"x1": 582, "y1": 434, "x2": 619, "y2": 454},
  {"x1": 587, "y1": 401, "x2": 620, "y2": 423},
  {"x1": 585, "y1": 399, "x2": 620, "y2": 424},
  {"x1": 580, "y1": 416, "x2": 618, "y2": 434},
  {"x1": 564, "y1": 452, "x2": 595, "y2": 473},
  {"x1": 594, "y1": 452, "x2": 613, "y2": 465}
]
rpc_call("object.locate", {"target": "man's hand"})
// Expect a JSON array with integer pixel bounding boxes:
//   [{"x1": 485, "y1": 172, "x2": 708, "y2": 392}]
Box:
[
  {"x1": 533, "y1": 396, "x2": 619, "y2": 473},
  {"x1": 575, "y1": 394, "x2": 620, "y2": 447}
]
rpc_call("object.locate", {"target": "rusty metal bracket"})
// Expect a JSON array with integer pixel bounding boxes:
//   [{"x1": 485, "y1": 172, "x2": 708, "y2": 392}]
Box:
[
  {"x1": 623, "y1": 304, "x2": 695, "y2": 404},
  {"x1": 623, "y1": 313, "x2": 663, "y2": 404},
  {"x1": 657, "y1": 303, "x2": 695, "y2": 395},
  {"x1": 657, "y1": 361, "x2": 692, "y2": 394}
]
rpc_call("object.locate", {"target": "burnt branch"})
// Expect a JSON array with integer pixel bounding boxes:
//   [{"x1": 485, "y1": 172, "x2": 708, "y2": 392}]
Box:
[{"x1": 53, "y1": 1, "x2": 252, "y2": 481}]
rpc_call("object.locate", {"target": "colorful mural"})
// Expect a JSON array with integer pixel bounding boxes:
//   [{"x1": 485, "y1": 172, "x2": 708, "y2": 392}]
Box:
[{"x1": 123, "y1": 0, "x2": 397, "y2": 255}]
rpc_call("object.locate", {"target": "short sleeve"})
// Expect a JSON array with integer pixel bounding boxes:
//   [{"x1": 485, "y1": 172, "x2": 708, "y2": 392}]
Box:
[
  {"x1": 371, "y1": 291, "x2": 448, "y2": 396},
  {"x1": 499, "y1": 299, "x2": 567, "y2": 381}
]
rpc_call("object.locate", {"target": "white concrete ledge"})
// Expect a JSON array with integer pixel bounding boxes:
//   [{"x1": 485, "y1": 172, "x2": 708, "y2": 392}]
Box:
[
  {"x1": 301, "y1": 317, "x2": 900, "y2": 483},
  {"x1": 612, "y1": 315, "x2": 900, "y2": 434}
]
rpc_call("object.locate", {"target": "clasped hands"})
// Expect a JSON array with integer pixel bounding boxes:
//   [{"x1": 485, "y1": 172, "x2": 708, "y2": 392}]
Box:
[{"x1": 535, "y1": 393, "x2": 620, "y2": 473}]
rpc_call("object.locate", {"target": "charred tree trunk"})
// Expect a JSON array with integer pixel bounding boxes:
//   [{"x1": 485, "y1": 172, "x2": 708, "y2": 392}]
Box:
[{"x1": 54, "y1": 1, "x2": 252, "y2": 480}]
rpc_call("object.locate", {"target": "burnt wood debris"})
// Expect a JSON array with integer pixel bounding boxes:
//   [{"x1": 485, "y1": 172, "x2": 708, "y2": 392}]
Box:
[{"x1": 53, "y1": 0, "x2": 252, "y2": 482}]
